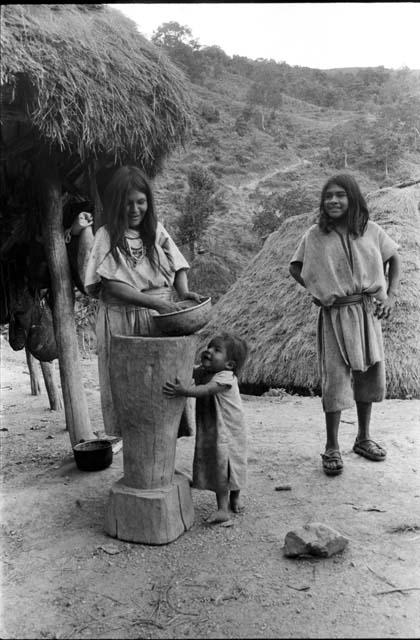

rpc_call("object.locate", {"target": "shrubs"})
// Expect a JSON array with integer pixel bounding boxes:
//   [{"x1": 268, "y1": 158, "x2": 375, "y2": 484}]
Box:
[
  {"x1": 176, "y1": 165, "x2": 217, "y2": 258},
  {"x1": 200, "y1": 102, "x2": 220, "y2": 123},
  {"x1": 252, "y1": 186, "x2": 317, "y2": 241}
]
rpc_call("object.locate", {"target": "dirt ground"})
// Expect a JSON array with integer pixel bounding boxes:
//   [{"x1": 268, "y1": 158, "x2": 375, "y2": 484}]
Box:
[{"x1": 1, "y1": 335, "x2": 420, "y2": 639}]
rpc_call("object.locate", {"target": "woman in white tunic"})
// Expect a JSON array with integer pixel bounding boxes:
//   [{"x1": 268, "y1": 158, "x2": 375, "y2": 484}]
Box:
[
  {"x1": 72, "y1": 166, "x2": 200, "y2": 436},
  {"x1": 290, "y1": 174, "x2": 401, "y2": 476}
]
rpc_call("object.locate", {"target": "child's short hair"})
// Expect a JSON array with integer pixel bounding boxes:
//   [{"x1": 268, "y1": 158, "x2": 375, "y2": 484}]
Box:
[{"x1": 215, "y1": 332, "x2": 248, "y2": 375}]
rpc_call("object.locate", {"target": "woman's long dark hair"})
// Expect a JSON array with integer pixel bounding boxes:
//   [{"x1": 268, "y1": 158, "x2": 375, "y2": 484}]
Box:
[
  {"x1": 318, "y1": 174, "x2": 369, "y2": 236},
  {"x1": 102, "y1": 166, "x2": 158, "y2": 264}
]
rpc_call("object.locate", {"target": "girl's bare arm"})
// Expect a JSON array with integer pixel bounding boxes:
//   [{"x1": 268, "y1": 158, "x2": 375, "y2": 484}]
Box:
[
  {"x1": 376, "y1": 252, "x2": 401, "y2": 319},
  {"x1": 386, "y1": 252, "x2": 401, "y2": 297},
  {"x1": 289, "y1": 261, "x2": 305, "y2": 287}
]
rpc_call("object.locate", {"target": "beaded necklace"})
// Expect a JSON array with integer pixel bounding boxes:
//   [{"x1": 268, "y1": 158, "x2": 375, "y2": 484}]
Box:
[{"x1": 123, "y1": 229, "x2": 144, "y2": 266}]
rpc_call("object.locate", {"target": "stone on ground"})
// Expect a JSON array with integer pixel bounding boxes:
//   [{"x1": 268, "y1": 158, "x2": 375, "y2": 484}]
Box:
[{"x1": 283, "y1": 522, "x2": 349, "y2": 558}]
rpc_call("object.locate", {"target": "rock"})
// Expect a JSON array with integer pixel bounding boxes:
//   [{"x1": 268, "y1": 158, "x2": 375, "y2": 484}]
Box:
[{"x1": 283, "y1": 522, "x2": 349, "y2": 558}]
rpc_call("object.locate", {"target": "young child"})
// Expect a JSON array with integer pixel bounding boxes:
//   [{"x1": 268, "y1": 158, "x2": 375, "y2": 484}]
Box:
[
  {"x1": 70, "y1": 165, "x2": 201, "y2": 436},
  {"x1": 163, "y1": 332, "x2": 248, "y2": 523},
  {"x1": 289, "y1": 174, "x2": 401, "y2": 476}
]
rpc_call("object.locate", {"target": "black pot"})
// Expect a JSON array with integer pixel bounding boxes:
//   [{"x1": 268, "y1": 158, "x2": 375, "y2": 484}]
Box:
[{"x1": 73, "y1": 439, "x2": 113, "y2": 472}]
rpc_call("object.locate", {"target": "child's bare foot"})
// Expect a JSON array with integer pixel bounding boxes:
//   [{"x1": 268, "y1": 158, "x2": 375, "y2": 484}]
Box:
[
  {"x1": 229, "y1": 491, "x2": 245, "y2": 513},
  {"x1": 206, "y1": 510, "x2": 230, "y2": 524}
]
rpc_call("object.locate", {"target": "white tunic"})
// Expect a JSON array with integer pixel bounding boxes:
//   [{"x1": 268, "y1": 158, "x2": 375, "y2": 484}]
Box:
[
  {"x1": 84, "y1": 221, "x2": 190, "y2": 436},
  {"x1": 193, "y1": 369, "x2": 247, "y2": 492},
  {"x1": 85, "y1": 221, "x2": 189, "y2": 295},
  {"x1": 291, "y1": 221, "x2": 398, "y2": 371}
]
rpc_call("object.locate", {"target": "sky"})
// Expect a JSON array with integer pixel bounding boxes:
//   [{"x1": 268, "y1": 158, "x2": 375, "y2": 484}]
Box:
[{"x1": 111, "y1": 2, "x2": 420, "y2": 70}]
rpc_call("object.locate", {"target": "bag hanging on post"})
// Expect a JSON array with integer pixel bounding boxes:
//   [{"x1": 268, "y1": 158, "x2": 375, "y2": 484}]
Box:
[
  {"x1": 27, "y1": 293, "x2": 58, "y2": 362},
  {"x1": 7, "y1": 279, "x2": 34, "y2": 351}
]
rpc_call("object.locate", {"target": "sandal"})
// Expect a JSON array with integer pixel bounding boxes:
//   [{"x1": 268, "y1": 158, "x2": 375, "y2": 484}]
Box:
[
  {"x1": 321, "y1": 449, "x2": 343, "y2": 476},
  {"x1": 353, "y1": 438, "x2": 386, "y2": 461}
]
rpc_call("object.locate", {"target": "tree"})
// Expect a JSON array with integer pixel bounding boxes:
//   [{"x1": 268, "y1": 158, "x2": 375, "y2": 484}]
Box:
[
  {"x1": 200, "y1": 45, "x2": 229, "y2": 79},
  {"x1": 381, "y1": 95, "x2": 420, "y2": 152},
  {"x1": 176, "y1": 165, "x2": 217, "y2": 258},
  {"x1": 371, "y1": 116, "x2": 405, "y2": 178},
  {"x1": 366, "y1": 96, "x2": 419, "y2": 178},
  {"x1": 152, "y1": 21, "x2": 198, "y2": 49},
  {"x1": 252, "y1": 196, "x2": 283, "y2": 240},
  {"x1": 151, "y1": 22, "x2": 204, "y2": 83},
  {"x1": 252, "y1": 186, "x2": 315, "y2": 241},
  {"x1": 376, "y1": 69, "x2": 420, "y2": 152},
  {"x1": 328, "y1": 117, "x2": 372, "y2": 169},
  {"x1": 246, "y1": 60, "x2": 284, "y2": 121}
]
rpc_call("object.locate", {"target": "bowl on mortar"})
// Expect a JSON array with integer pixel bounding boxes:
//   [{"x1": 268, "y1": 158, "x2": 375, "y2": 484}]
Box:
[{"x1": 152, "y1": 296, "x2": 212, "y2": 336}]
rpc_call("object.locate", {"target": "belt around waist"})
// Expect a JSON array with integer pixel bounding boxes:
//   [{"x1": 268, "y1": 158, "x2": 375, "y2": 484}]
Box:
[
  {"x1": 313, "y1": 294, "x2": 375, "y2": 310},
  {"x1": 331, "y1": 293, "x2": 376, "y2": 315},
  {"x1": 331, "y1": 294, "x2": 366, "y2": 307}
]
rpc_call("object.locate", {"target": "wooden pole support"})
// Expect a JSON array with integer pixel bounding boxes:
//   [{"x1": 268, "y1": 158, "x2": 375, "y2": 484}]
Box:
[
  {"x1": 38, "y1": 153, "x2": 94, "y2": 446},
  {"x1": 25, "y1": 347, "x2": 41, "y2": 395},
  {"x1": 40, "y1": 361, "x2": 63, "y2": 411}
]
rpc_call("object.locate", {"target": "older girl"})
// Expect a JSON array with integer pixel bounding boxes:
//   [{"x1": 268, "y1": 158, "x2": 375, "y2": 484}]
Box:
[
  {"x1": 73, "y1": 165, "x2": 200, "y2": 436},
  {"x1": 289, "y1": 174, "x2": 401, "y2": 476}
]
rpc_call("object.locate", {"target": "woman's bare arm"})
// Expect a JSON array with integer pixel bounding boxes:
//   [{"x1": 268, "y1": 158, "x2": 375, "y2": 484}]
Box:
[{"x1": 102, "y1": 280, "x2": 179, "y2": 314}]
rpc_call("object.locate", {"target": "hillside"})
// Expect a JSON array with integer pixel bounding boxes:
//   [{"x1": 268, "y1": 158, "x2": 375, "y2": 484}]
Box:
[{"x1": 149, "y1": 58, "x2": 420, "y2": 302}]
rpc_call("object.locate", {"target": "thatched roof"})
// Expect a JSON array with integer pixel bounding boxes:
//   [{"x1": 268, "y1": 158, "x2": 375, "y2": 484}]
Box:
[
  {"x1": 201, "y1": 185, "x2": 420, "y2": 399},
  {"x1": 0, "y1": 4, "x2": 193, "y2": 171}
]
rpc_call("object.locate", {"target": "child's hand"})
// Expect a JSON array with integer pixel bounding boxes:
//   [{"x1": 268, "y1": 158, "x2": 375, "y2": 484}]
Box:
[
  {"x1": 163, "y1": 377, "x2": 187, "y2": 397},
  {"x1": 71, "y1": 211, "x2": 93, "y2": 236}
]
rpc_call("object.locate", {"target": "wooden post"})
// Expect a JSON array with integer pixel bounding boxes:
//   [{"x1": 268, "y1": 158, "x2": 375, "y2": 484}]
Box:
[
  {"x1": 105, "y1": 335, "x2": 197, "y2": 544},
  {"x1": 25, "y1": 347, "x2": 41, "y2": 395},
  {"x1": 38, "y1": 153, "x2": 94, "y2": 446},
  {"x1": 25, "y1": 346, "x2": 62, "y2": 411},
  {"x1": 40, "y1": 361, "x2": 63, "y2": 411}
]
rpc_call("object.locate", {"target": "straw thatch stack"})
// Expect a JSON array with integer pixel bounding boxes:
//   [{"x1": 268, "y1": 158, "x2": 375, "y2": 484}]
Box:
[
  {"x1": 200, "y1": 185, "x2": 420, "y2": 399},
  {"x1": 0, "y1": 3, "x2": 193, "y2": 171},
  {"x1": 368, "y1": 185, "x2": 420, "y2": 398}
]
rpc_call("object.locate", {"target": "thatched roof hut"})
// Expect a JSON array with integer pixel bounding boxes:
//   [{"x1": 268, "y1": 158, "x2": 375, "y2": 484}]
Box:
[
  {"x1": 201, "y1": 184, "x2": 420, "y2": 399},
  {"x1": 0, "y1": 4, "x2": 194, "y2": 444},
  {"x1": 1, "y1": 3, "x2": 192, "y2": 171}
]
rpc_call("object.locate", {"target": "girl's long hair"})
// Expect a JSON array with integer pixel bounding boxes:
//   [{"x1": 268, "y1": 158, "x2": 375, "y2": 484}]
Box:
[
  {"x1": 102, "y1": 166, "x2": 158, "y2": 264},
  {"x1": 318, "y1": 174, "x2": 369, "y2": 236}
]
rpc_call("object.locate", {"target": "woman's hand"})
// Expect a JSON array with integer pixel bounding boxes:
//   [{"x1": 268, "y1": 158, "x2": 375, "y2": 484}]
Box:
[
  {"x1": 163, "y1": 377, "x2": 188, "y2": 397},
  {"x1": 71, "y1": 211, "x2": 93, "y2": 236},
  {"x1": 180, "y1": 291, "x2": 204, "y2": 303},
  {"x1": 153, "y1": 300, "x2": 182, "y2": 314},
  {"x1": 174, "y1": 270, "x2": 204, "y2": 304}
]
